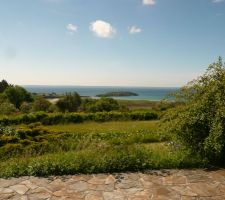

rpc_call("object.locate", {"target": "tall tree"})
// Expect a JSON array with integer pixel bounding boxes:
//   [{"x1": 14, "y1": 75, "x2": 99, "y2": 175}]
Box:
[
  {"x1": 0, "y1": 80, "x2": 9, "y2": 93},
  {"x1": 4, "y1": 86, "x2": 33, "y2": 108}
]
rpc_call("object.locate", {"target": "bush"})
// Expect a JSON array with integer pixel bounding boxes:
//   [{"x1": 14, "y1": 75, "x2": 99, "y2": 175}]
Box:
[
  {"x1": 32, "y1": 96, "x2": 51, "y2": 112},
  {"x1": 0, "y1": 111, "x2": 158, "y2": 125},
  {"x1": 0, "y1": 101, "x2": 18, "y2": 115},
  {"x1": 56, "y1": 92, "x2": 81, "y2": 112},
  {"x1": 81, "y1": 97, "x2": 122, "y2": 112},
  {"x1": 20, "y1": 102, "x2": 32, "y2": 113},
  {"x1": 163, "y1": 57, "x2": 225, "y2": 164}
]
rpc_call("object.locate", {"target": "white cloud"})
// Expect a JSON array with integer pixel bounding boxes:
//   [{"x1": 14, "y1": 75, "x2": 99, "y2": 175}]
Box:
[
  {"x1": 212, "y1": 0, "x2": 224, "y2": 3},
  {"x1": 66, "y1": 24, "x2": 77, "y2": 34},
  {"x1": 129, "y1": 26, "x2": 142, "y2": 34},
  {"x1": 90, "y1": 20, "x2": 116, "y2": 38},
  {"x1": 143, "y1": 0, "x2": 156, "y2": 6}
]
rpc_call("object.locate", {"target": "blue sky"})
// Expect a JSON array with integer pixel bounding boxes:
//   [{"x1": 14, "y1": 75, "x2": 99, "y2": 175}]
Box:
[{"x1": 0, "y1": 0, "x2": 225, "y2": 87}]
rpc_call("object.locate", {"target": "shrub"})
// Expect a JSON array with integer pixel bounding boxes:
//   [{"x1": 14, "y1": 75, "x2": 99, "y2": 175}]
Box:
[
  {"x1": 81, "y1": 97, "x2": 121, "y2": 112},
  {"x1": 0, "y1": 111, "x2": 158, "y2": 125},
  {"x1": 129, "y1": 111, "x2": 158, "y2": 120},
  {"x1": 32, "y1": 96, "x2": 51, "y2": 112},
  {"x1": 163, "y1": 57, "x2": 225, "y2": 164},
  {"x1": 56, "y1": 92, "x2": 81, "y2": 112},
  {"x1": 20, "y1": 102, "x2": 32, "y2": 113},
  {"x1": 0, "y1": 101, "x2": 18, "y2": 115}
]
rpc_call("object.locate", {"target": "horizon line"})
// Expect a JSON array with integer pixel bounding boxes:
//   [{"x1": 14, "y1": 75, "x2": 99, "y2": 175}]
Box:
[{"x1": 22, "y1": 84, "x2": 180, "y2": 88}]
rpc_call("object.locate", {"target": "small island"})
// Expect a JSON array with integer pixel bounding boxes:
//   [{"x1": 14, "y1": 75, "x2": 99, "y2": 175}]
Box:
[{"x1": 96, "y1": 91, "x2": 138, "y2": 97}]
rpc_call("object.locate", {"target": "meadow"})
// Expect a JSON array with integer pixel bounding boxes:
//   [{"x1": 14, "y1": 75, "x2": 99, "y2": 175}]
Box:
[{"x1": 0, "y1": 120, "x2": 204, "y2": 178}]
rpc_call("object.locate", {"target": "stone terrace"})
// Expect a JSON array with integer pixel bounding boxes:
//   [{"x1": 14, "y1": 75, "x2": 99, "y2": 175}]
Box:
[{"x1": 1, "y1": 169, "x2": 225, "y2": 200}]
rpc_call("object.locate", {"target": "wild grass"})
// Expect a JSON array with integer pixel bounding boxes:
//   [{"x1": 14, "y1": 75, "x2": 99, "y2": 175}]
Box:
[{"x1": 0, "y1": 121, "x2": 206, "y2": 178}]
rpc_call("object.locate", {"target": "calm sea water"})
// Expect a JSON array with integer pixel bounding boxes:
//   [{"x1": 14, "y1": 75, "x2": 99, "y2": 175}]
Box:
[{"x1": 24, "y1": 86, "x2": 179, "y2": 101}]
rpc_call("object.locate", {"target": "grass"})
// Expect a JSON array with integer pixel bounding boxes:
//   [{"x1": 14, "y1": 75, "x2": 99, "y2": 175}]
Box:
[
  {"x1": 44, "y1": 121, "x2": 158, "y2": 133},
  {"x1": 118, "y1": 100, "x2": 179, "y2": 111},
  {"x1": 0, "y1": 121, "x2": 206, "y2": 178}
]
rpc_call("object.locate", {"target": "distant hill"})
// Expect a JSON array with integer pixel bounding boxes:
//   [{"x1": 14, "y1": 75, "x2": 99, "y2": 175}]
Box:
[{"x1": 96, "y1": 91, "x2": 138, "y2": 97}]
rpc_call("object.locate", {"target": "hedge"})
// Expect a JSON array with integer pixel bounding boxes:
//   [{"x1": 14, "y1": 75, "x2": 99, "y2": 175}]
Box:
[{"x1": 0, "y1": 111, "x2": 158, "y2": 125}]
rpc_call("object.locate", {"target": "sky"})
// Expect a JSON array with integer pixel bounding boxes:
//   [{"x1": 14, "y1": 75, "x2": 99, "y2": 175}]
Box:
[{"x1": 0, "y1": 0, "x2": 225, "y2": 87}]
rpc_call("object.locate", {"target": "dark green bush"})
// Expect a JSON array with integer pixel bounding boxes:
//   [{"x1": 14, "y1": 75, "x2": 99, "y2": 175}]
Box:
[
  {"x1": 32, "y1": 96, "x2": 51, "y2": 112},
  {"x1": 0, "y1": 111, "x2": 158, "y2": 125},
  {"x1": 56, "y1": 92, "x2": 81, "y2": 112},
  {"x1": 129, "y1": 111, "x2": 158, "y2": 120},
  {"x1": 4, "y1": 86, "x2": 33, "y2": 108}
]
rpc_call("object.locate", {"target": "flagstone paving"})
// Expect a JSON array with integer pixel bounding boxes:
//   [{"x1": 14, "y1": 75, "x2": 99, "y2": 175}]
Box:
[{"x1": 1, "y1": 169, "x2": 225, "y2": 199}]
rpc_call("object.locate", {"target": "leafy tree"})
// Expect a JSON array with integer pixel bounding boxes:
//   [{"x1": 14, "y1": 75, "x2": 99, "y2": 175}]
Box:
[
  {"x1": 32, "y1": 96, "x2": 51, "y2": 112},
  {"x1": 56, "y1": 92, "x2": 81, "y2": 112},
  {"x1": 163, "y1": 57, "x2": 225, "y2": 164},
  {"x1": 0, "y1": 80, "x2": 9, "y2": 93},
  {"x1": 85, "y1": 97, "x2": 120, "y2": 112},
  {"x1": 4, "y1": 86, "x2": 33, "y2": 108}
]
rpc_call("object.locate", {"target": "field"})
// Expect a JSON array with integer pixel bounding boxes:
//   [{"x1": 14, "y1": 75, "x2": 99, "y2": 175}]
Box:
[{"x1": 0, "y1": 120, "x2": 204, "y2": 178}]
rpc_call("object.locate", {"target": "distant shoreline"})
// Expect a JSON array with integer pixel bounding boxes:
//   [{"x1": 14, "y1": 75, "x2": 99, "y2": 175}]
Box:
[{"x1": 25, "y1": 86, "x2": 178, "y2": 101}]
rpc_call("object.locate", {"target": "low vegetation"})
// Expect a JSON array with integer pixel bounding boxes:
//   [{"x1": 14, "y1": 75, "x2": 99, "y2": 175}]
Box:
[
  {"x1": 0, "y1": 58, "x2": 224, "y2": 177},
  {"x1": 0, "y1": 121, "x2": 204, "y2": 177}
]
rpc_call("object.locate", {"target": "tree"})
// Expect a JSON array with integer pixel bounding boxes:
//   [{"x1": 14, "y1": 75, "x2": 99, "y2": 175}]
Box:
[
  {"x1": 4, "y1": 86, "x2": 33, "y2": 108},
  {"x1": 32, "y1": 96, "x2": 51, "y2": 112},
  {"x1": 164, "y1": 57, "x2": 225, "y2": 164},
  {"x1": 85, "y1": 97, "x2": 120, "y2": 112},
  {"x1": 56, "y1": 92, "x2": 81, "y2": 112},
  {"x1": 0, "y1": 80, "x2": 9, "y2": 93}
]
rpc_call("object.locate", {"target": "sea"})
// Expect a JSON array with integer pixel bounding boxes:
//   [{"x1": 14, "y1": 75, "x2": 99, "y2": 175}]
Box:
[{"x1": 24, "y1": 86, "x2": 179, "y2": 101}]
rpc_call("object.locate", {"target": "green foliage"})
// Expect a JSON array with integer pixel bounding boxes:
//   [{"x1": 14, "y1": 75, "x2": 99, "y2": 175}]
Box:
[
  {"x1": 117, "y1": 99, "x2": 180, "y2": 112},
  {"x1": 0, "y1": 111, "x2": 158, "y2": 125},
  {"x1": 0, "y1": 79, "x2": 9, "y2": 93},
  {"x1": 20, "y1": 102, "x2": 32, "y2": 113},
  {"x1": 0, "y1": 101, "x2": 18, "y2": 115},
  {"x1": 48, "y1": 104, "x2": 59, "y2": 113},
  {"x1": 163, "y1": 57, "x2": 225, "y2": 164},
  {"x1": 4, "y1": 86, "x2": 33, "y2": 108},
  {"x1": 56, "y1": 92, "x2": 81, "y2": 112},
  {"x1": 89, "y1": 97, "x2": 120, "y2": 112},
  {"x1": 81, "y1": 97, "x2": 121, "y2": 112},
  {"x1": 32, "y1": 96, "x2": 51, "y2": 112},
  {"x1": 0, "y1": 121, "x2": 206, "y2": 177}
]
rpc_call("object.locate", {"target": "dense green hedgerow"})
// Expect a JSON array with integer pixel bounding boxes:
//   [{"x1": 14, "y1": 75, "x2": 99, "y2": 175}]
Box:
[{"x1": 0, "y1": 111, "x2": 158, "y2": 125}]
